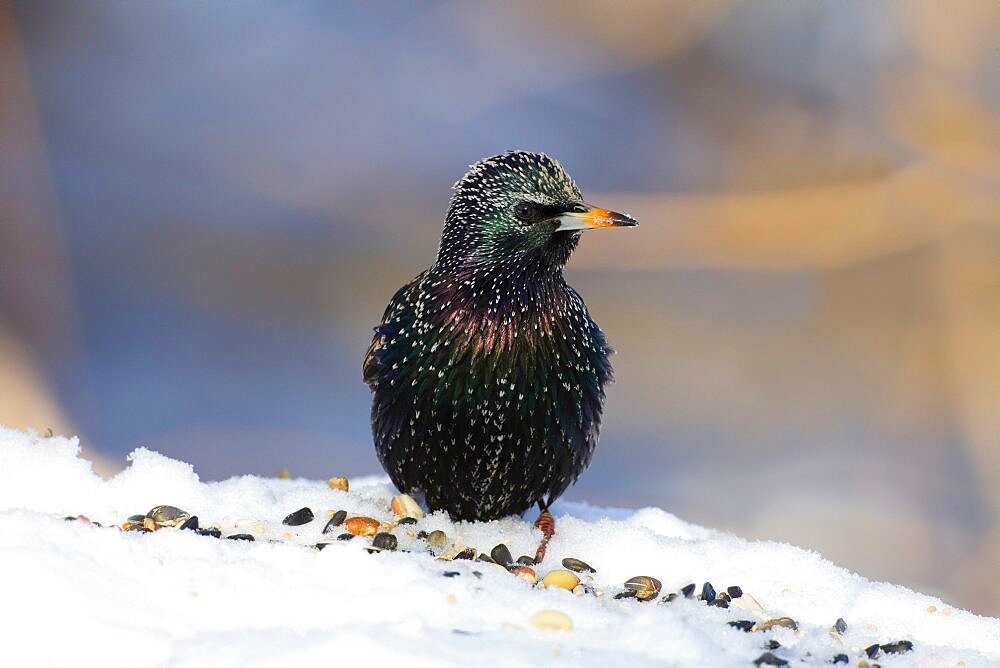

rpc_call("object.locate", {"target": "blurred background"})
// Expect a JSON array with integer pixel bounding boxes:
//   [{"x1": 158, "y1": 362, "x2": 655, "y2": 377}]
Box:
[{"x1": 1, "y1": 2, "x2": 998, "y2": 614}]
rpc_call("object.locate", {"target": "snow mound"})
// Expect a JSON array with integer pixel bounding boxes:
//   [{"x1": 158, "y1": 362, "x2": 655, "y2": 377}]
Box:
[{"x1": 1, "y1": 426, "x2": 997, "y2": 667}]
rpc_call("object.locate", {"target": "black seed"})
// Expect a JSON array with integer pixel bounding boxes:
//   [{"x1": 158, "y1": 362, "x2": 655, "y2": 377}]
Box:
[
  {"x1": 561, "y1": 557, "x2": 595, "y2": 573},
  {"x1": 472, "y1": 571, "x2": 483, "y2": 579},
  {"x1": 477, "y1": 553, "x2": 495, "y2": 564},
  {"x1": 662, "y1": 593, "x2": 678, "y2": 603},
  {"x1": 196, "y1": 527, "x2": 222, "y2": 538},
  {"x1": 614, "y1": 590, "x2": 637, "y2": 600},
  {"x1": 880, "y1": 641, "x2": 913, "y2": 655},
  {"x1": 282, "y1": 507, "x2": 314, "y2": 526},
  {"x1": 314, "y1": 543, "x2": 327, "y2": 551},
  {"x1": 63, "y1": 516, "x2": 78, "y2": 521},
  {"x1": 728, "y1": 620, "x2": 755, "y2": 632},
  {"x1": 416, "y1": 530, "x2": 429, "y2": 540},
  {"x1": 336, "y1": 533, "x2": 354, "y2": 541},
  {"x1": 131, "y1": 527, "x2": 152, "y2": 533},
  {"x1": 92, "y1": 521, "x2": 103, "y2": 527},
  {"x1": 443, "y1": 571, "x2": 460, "y2": 578},
  {"x1": 834, "y1": 617, "x2": 847, "y2": 634},
  {"x1": 454, "y1": 547, "x2": 476, "y2": 560},
  {"x1": 227, "y1": 533, "x2": 255, "y2": 541},
  {"x1": 831, "y1": 654, "x2": 849, "y2": 665},
  {"x1": 372, "y1": 532, "x2": 398, "y2": 551},
  {"x1": 397, "y1": 516, "x2": 418, "y2": 525},
  {"x1": 753, "y1": 652, "x2": 787, "y2": 666},
  {"x1": 701, "y1": 581, "x2": 717, "y2": 602},
  {"x1": 681, "y1": 583, "x2": 696, "y2": 597},
  {"x1": 765, "y1": 640, "x2": 780, "y2": 650},
  {"x1": 490, "y1": 544, "x2": 514, "y2": 567},
  {"x1": 709, "y1": 595, "x2": 729, "y2": 608},
  {"x1": 864, "y1": 643, "x2": 881, "y2": 659},
  {"x1": 516, "y1": 555, "x2": 536, "y2": 566},
  {"x1": 323, "y1": 510, "x2": 348, "y2": 533},
  {"x1": 127, "y1": 514, "x2": 146, "y2": 524},
  {"x1": 179, "y1": 515, "x2": 199, "y2": 531},
  {"x1": 727, "y1": 585, "x2": 743, "y2": 598}
]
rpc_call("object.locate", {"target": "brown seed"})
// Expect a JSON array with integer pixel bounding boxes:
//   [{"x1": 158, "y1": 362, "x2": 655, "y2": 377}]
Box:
[
  {"x1": 276, "y1": 467, "x2": 290, "y2": 479},
  {"x1": 751, "y1": 617, "x2": 799, "y2": 632},
  {"x1": 510, "y1": 566, "x2": 537, "y2": 584},
  {"x1": 624, "y1": 576, "x2": 662, "y2": 601},
  {"x1": 142, "y1": 517, "x2": 158, "y2": 531},
  {"x1": 426, "y1": 529, "x2": 448, "y2": 549},
  {"x1": 453, "y1": 547, "x2": 476, "y2": 560},
  {"x1": 542, "y1": 570, "x2": 580, "y2": 591},
  {"x1": 390, "y1": 493, "x2": 424, "y2": 519},
  {"x1": 435, "y1": 547, "x2": 463, "y2": 560},
  {"x1": 344, "y1": 516, "x2": 380, "y2": 537},
  {"x1": 561, "y1": 557, "x2": 595, "y2": 573},
  {"x1": 146, "y1": 505, "x2": 190, "y2": 527},
  {"x1": 327, "y1": 477, "x2": 349, "y2": 492}
]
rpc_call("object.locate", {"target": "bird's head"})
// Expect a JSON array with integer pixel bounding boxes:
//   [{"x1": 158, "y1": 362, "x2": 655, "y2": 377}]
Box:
[{"x1": 435, "y1": 151, "x2": 637, "y2": 275}]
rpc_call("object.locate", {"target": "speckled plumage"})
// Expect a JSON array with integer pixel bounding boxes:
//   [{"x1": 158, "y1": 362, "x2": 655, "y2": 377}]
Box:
[{"x1": 364, "y1": 151, "x2": 635, "y2": 520}]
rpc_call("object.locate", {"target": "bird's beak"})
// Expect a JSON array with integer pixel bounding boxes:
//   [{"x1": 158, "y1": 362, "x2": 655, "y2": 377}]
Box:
[{"x1": 555, "y1": 205, "x2": 638, "y2": 232}]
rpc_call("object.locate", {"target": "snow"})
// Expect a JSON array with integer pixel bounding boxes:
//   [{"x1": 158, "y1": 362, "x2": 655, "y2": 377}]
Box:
[{"x1": 1, "y1": 425, "x2": 997, "y2": 667}]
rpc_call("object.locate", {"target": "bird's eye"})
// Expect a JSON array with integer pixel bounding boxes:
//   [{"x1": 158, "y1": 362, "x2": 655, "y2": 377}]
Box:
[{"x1": 513, "y1": 202, "x2": 536, "y2": 222}]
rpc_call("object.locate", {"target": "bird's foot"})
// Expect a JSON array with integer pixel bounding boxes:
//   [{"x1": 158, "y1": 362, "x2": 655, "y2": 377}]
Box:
[{"x1": 533, "y1": 505, "x2": 555, "y2": 563}]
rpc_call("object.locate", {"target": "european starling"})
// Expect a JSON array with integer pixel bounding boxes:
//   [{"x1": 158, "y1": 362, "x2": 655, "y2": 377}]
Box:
[{"x1": 364, "y1": 151, "x2": 636, "y2": 542}]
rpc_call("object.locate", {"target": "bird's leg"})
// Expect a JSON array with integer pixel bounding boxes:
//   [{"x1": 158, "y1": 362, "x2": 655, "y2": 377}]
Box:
[{"x1": 533, "y1": 501, "x2": 555, "y2": 563}]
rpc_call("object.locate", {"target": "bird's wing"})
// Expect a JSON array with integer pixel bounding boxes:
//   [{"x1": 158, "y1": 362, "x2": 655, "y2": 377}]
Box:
[
  {"x1": 362, "y1": 336, "x2": 382, "y2": 387},
  {"x1": 363, "y1": 270, "x2": 428, "y2": 387}
]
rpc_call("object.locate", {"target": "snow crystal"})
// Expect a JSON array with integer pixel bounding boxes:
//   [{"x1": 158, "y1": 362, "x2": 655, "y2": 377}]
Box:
[{"x1": 1, "y1": 425, "x2": 997, "y2": 667}]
